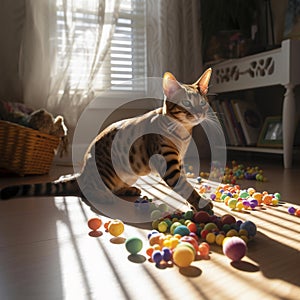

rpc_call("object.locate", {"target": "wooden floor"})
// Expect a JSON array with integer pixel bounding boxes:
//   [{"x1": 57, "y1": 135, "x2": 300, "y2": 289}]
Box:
[{"x1": 0, "y1": 156, "x2": 300, "y2": 300}]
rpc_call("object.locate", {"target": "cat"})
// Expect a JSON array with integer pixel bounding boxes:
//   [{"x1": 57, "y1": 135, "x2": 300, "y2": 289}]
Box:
[{"x1": 0, "y1": 68, "x2": 214, "y2": 212}]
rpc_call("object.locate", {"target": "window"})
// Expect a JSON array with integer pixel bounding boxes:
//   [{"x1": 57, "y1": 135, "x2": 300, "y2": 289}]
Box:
[{"x1": 56, "y1": 0, "x2": 146, "y2": 92}]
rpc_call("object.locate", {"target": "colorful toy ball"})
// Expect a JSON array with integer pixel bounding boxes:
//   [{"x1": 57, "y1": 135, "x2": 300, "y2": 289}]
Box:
[
  {"x1": 240, "y1": 220, "x2": 257, "y2": 238},
  {"x1": 108, "y1": 219, "x2": 125, "y2": 237},
  {"x1": 173, "y1": 245, "x2": 195, "y2": 267},
  {"x1": 198, "y1": 242, "x2": 210, "y2": 257},
  {"x1": 152, "y1": 250, "x2": 163, "y2": 264},
  {"x1": 125, "y1": 237, "x2": 143, "y2": 255},
  {"x1": 223, "y1": 237, "x2": 247, "y2": 262},
  {"x1": 173, "y1": 225, "x2": 190, "y2": 236},
  {"x1": 88, "y1": 217, "x2": 102, "y2": 231},
  {"x1": 162, "y1": 247, "x2": 172, "y2": 262},
  {"x1": 288, "y1": 206, "x2": 296, "y2": 215}
]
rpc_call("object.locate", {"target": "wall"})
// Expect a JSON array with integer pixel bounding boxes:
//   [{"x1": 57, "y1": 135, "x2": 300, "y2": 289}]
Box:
[{"x1": 0, "y1": 0, "x2": 24, "y2": 101}]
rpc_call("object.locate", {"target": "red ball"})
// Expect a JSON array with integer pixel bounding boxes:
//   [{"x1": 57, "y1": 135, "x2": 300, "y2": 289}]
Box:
[
  {"x1": 221, "y1": 214, "x2": 236, "y2": 225},
  {"x1": 223, "y1": 237, "x2": 247, "y2": 262},
  {"x1": 193, "y1": 211, "x2": 210, "y2": 223},
  {"x1": 200, "y1": 229, "x2": 209, "y2": 239},
  {"x1": 180, "y1": 236, "x2": 199, "y2": 253},
  {"x1": 88, "y1": 218, "x2": 102, "y2": 231}
]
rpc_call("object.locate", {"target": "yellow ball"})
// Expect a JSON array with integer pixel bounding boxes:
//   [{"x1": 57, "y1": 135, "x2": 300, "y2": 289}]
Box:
[
  {"x1": 216, "y1": 234, "x2": 225, "y2": 246},
  {"x1": 158, "y1": 221, "x2": 168, "y2": 233},
  {"x1": 247, "y1": 187, "x2": 256, "y2": 195},
  {"x1": 169, "y1": 237, "x2": 179, "y2": 249},
  {"x1": 228, "y1": 198, "x2": 237, "y2": 209},
  {"x1": 239, "y1": 229, "x2": 248, "y2": 237},
  {"x1": 239, "y1": 235, "x2": 249, "y2": 243},
  {"x1": 226, "y1": 229, "x2": 238, "y2": 237},
  {"x1": 236, "y1": 201, "x2": 244, "y2": 211},
  {"x1": 206, "y1": 232, "x2": 216, "y2": 244},
  {"x1": 222, "y1": 237, "x2": 232, "y2": 247},
  {"x1": 173, "y1": 245, "x2": 195, "y2": 267},
  {"x1": 108, "y1": 219, "x2": 124, "y2": 237}
]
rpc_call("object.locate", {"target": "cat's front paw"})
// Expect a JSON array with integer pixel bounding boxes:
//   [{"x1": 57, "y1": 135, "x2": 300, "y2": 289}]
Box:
[{"x1": 185, "y1": 197, "x2": 213, "y2": 213}]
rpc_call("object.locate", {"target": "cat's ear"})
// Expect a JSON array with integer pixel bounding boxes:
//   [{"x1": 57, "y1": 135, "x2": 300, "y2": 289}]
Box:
[
  {"x1": 194, "y1": 68, "x2": 212, "y2": 95},
  {"x1": 163, "y1": 72, "x2": 181, "y2": 98}
]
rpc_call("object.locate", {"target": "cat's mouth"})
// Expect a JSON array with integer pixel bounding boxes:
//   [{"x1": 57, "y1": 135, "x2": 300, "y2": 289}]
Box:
[{"x1": 186, "y1": 106, "x2": 208, "y2": 125}]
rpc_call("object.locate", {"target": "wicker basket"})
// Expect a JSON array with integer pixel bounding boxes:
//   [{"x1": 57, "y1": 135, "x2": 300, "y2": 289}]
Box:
[{"x1": 0, "y1": 120, "x2": 60, "y2": 176}]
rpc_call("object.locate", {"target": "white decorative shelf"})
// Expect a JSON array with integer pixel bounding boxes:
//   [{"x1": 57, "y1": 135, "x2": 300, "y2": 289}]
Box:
[
  {"x1": 209, "y1": 39, "x2": 300, "y2": 168},
  {"x1": 226, "y1": 146, "x2": 284, "y2": 154}
]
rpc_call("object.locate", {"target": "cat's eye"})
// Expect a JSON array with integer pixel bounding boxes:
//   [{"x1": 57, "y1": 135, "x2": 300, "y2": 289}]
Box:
[
  {"x1": 200, "y1": 98, "x2": 207, "y2": 106},
  {"x1": 182, "y1": 100, "x2": 192, "y2": 108}
]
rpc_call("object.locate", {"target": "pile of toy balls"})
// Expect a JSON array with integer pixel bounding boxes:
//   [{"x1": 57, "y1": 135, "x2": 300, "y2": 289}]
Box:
[
  {"x1": 147, "y1": 210, "x2": 256, "y2": 266},
  {"x1": 199, "y1": 160, "x2": 266, "y2": 184},
  {"x1": 200, "y1": 183, "x2": 281, "y2": 211},
  {"x1": 287, "y1": 206, "x2": 300, "y2": 217}
]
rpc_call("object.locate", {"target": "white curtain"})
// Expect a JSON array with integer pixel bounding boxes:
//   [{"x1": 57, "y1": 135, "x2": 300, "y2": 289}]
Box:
[
  {"x1": 147, "y1": 0, "x2": 203, "y2": 83},
  {"x1": 18, "y1": 0, "x2": 203, "y2": 128},
  {"x1": 20, "y1": 0, "x2": 121, "y2": 128}
]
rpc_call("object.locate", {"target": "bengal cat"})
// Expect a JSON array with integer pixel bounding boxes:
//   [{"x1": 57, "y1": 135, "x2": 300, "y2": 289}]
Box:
[{"x1": 0, "y1": 68, "x2": 214, "y2": 212}]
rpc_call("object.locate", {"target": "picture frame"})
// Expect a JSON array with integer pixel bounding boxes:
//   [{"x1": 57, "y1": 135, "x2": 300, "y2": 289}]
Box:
[{"x1": 257, "y1": 116, "x2": 283, "y2": 148}]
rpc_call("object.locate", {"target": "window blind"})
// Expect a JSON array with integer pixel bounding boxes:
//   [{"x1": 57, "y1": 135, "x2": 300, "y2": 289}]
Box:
[{"x1": 56, "y1": 0, "x2": 146, "y2": 92}]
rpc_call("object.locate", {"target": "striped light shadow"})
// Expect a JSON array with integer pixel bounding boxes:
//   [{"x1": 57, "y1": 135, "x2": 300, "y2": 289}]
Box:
[
  {"x1": 55, "y1": 196, "x2": 134, "y2": 299},
  {"x1": 213, "y1": 202, "x2": 300, "y2": 248},
  {"x1": 137, "y1": 175, "x2": 187, "y2": 210},
  {"x1": 209, "y1": 251, "x2": 296, "y2": 299}
]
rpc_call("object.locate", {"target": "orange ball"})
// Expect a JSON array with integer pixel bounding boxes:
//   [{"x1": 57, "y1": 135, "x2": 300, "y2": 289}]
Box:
[
  {"x1": 104, "y1": 221, "x2": 111, "y2": 231},
  {"x1": 295, "y1": 209, "x2": 300, "y2": 217},
  {"x1": 146, "y1": 247, "x2": 154, "y2": 257},
  {"x1": 88, "y1": 218, "x2": 102, "y2": 231},
  {"x1": 262, "y1": 194, "x2": 272, "y2": 205},
  {"x1": 187, "y1": 222, "x2": 197, "y2": 233},
  {"x1": 198, "y1": 242, "x2": 210, "y2": 257}
]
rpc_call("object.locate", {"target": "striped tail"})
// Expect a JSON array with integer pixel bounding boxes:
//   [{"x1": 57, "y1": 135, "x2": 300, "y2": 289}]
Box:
[{"x1": 0, "y1": 174, "x2": 81, "y2": 200}]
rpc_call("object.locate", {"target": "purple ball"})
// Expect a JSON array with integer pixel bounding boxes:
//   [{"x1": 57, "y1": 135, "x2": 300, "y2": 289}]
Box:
[
  {"x1": 162, "y1": 247, "x2": 172, "y2": 261},
  {"x1": 223, "y1": 237, "x2": 247, "y2": 262},
  {"x1": 210, "y1": 193, "x2": 216, "y2": 201},
  {"x1": 152, "y1": 250, "x2": 163, "y2": 264},
  {"x1": 250, "y1": 199, "x2": 258, "y2": 209},
  {"x1": 288, "y1": 206, "x2": 296, "y2": 215}
]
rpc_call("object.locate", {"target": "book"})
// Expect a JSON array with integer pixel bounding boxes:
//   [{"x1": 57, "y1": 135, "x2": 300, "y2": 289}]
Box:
[
  {"x1": 221, "y1": 100, "x2": 238, "y2": 145},
  {"x1": 225, "y1": 99, "x2": 246, "y2": 146},
  {"x1": 210, "y1": 99, "x2": 230, "y2": 144},
  {"x1": 232, "y1": 99, "x2": 263, "y2": 145}
]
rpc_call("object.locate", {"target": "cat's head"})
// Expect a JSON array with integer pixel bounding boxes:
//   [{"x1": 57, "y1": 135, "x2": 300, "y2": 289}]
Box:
[{"x1": 162, "y1": 68, "x2": 212, "y2": 127}]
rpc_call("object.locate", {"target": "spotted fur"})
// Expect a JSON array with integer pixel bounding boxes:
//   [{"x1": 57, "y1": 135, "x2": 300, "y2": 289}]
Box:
[{"x1": 1, "y1": 69, "x2": 214, "y2": 212}]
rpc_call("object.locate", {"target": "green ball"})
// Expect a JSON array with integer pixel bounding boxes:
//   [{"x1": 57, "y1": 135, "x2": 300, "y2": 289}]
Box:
[
  {"x1": 274, "y1": 192, "x2": 281, "y2": 200},
  {"x1": 184, "y1": 210, "x2": 194, "y2": 220},
  {"x1": 204, "y1": 222, "x2": 218, "y2": 231},
  {"x1": 125, "y1": 237, "x2": 143, "y2": 254},
  {"x1": 158, "y1": 203, "x2": 169, "y2": 212},
  {"x1": 150, "y1": 209, "x2": 162, "y2": 220}
]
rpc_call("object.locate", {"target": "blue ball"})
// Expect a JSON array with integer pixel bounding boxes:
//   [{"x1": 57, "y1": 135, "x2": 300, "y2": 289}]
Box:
[
  {"x1": 173, "y1": 225, "x2": 190, "y2": 236},
  {"x1": 240, "y1": 220, "x2": 257, "y2": 237}
]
